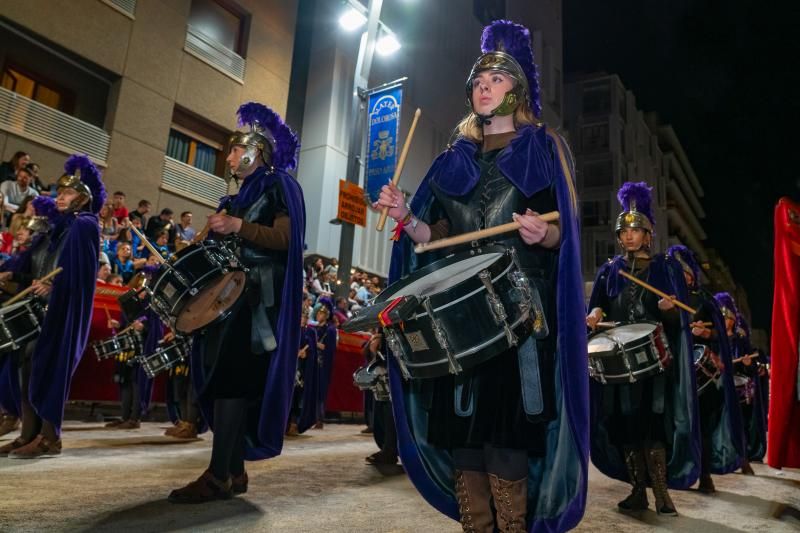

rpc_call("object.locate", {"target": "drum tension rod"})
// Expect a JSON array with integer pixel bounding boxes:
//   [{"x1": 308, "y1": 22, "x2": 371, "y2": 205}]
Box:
[
  {"x1": 384, "y1": 327, "x2": 412, "y2": 380},
  {"x1": 478, "y1": 270, "x2": 518, "y2": 347},
  {"x1": 422, "y1": 297, "x2": 462, "y2": 374}
]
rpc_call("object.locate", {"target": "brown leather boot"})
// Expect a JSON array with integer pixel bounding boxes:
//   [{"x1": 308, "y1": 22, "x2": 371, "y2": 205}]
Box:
[
  {"x1": 645, "y1": 447, "x2": 677, "y2": 516},
  {"x1": 618, "y1": 448, "x2": 649, "y2": 511},
  {"x1": 104, "y1": 419, "x2": 124, "y2": 428},
  {"x1": 232, "y1": 471, "x2": 249, "y2": 494},
  {"x1": 454, "y1": 470, "x2": 494, "y2": 533},
  {"x1": 488, "y1": 473, "x2": 527, "y2": 533},
  {"x1": 286, "y1": 422, "x2": 299, "y2": 436},
  {"x1": 0, "y1": 416, "x2": 20, "y2": 437},
  {"x1": 9, "y1": 434, "x2": 62, "y2": 459},
  {"x1": 168, "y1": 470, "x2": 232, "y2": 504},
  {"x1": 116, "y1": 419, "x2": 141, "y2": 429},
  {"x1": 0, "y1": 437, "x2": 29, "y2": 456},
  {"x1": 172, "y1": 421, "x2": 198, "y2": 439}
]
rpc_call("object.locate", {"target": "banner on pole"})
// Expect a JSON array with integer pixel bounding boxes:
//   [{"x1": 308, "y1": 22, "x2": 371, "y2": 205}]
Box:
[
  {"x1": 365, "y1": 84, "x2": 403, "y2": 203},
  {"x1": 337, "y1": 179, "x2": 367, "y2": 227}
]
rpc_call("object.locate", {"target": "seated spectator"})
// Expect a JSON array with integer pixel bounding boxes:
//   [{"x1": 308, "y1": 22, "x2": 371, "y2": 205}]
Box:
[
  {"x1": 110, "y1": 242, "x2": 142, "y2": 284},
  {"x1": 107, "y1": 274, "x2": 124, "y2": 286},
  {"x1": 355, "y1": 278, "x2": 372, "y2": 305},
  {"x1": 8, "y1": 197, "x2": 35, "y2": 236},
  {"x1": 128, "y1": 199, "x2": 151, "y2": 227},
  {"x1": 175, "y1": 211, "x2": 196, "y2": 246},
  {"x1": 0, "y1": 151, "x2": 30, "y2": 183},
  {"x1": 1, "y1": 164, "x2": 39, "y2": 215},
  {"x1": 97, "y1": 262, "x2": 112, "y2": 283},
  {"x1": 334, "y1": 297, "x2": 350, "y2": 325},
  {"x1": 310, "y1": 271, "x2": 334, "y2": 299},
  {"x1": 99, "y1": 203, "x2": 119, "y2": 242},
  {"x1": 148, "y1": 230, "x2": 172, "y2": 259},
  {"x1": 111, "y1": 191, "x2": 129, "y2": 222},
  {"x1": 348, "y1": 288, "x2": 362, "y2": 311},
  {"x1": 146, "y1": 208, "x2": 176, "y2": 243},
  {"x1": 27, "y1": 163, "x2": 45, "y2": 192},
  {"x1": 127, "y1": 218, "x2": 147, "y2": 257}
]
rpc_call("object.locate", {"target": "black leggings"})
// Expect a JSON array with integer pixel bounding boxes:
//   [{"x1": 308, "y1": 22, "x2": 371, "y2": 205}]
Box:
[{"x1": 453, "y1": 444, "x2": 528, "y2": 480}]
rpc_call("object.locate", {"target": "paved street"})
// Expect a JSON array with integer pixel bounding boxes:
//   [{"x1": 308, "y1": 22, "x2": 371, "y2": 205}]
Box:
[{"x1": 0, "y1": 422, "x2": 798, "y2": 532}]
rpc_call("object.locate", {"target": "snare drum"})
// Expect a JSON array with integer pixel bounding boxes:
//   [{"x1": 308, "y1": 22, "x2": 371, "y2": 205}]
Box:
[
  {"x1": 353, "y1": 360, "x2": 390, "y2": 401},
  {"x1": 93, "y1": 330, "x2": 143, "y2": 361},
  {"x1": 734, "y1": 374, "x2": 754, "y2": 405},
  {"x1": 139, "y1": 337, "x2": 192, "y2": 378},
  {"x1": 693, "y1": 344, "x2": 721, "y2": 394},
  {"x1": 370, "y1": 246, "x2": 542, "y2": 379},
  {"x1": 588, "y1": 321, "x2": 671, "y2": 384},
  {"x1": 0, "y1": 299, "x2": 44, "y2": 354},
  {"x1": 148, "y1": 241, "x2": 246, "y2": 334}
]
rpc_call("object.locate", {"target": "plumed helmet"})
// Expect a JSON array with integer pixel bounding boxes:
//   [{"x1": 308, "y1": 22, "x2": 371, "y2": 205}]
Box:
[
  {"x1": 615, "y1": 181, "x2": 655, "y2": 234},
  {"x1": 228, "y1": 102, "x2": 299, "y2": 181},
  {"x1": 667, "y1": 244, "x2": 701, "y2": 286},
  {"x1": 58, "y1": 154, "x2": 106, "y2": 214},
  {"x1": 713, "y1": 292, "x2": 739, "y2": 322},
  {"x1": 466, "y1": 20, "x2": 542, "y2": 118}
]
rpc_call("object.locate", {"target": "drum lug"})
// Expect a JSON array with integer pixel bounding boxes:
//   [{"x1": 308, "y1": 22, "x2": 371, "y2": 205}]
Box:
[
  {"x1": 384, "y1": 327, "x2": 411, "y2": 380},
  {"x1": 422, "y1": 298, "x2": 462, "y2": 374},
  {"x1": 479, "y1": 270, "x2": 518, "y2": 347}
]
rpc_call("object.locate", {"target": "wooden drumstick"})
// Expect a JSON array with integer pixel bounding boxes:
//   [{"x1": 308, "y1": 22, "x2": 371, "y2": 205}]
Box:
[
  {"x1": 103, "y1": 304, "x2": 112, "y2": 322},
  {"x1": 129, "y1": 224, "x2": 165, "y2": 264},
  {"x1": 193, "y1": 209, "x2": 227, "y2": 243},
  {"x1": 377, "y1": 108, "x2": 422, "y2": 232},
  {"x1": 414, "y1": 211, "x2": 560, "y2": 254},
  {"x1": 617, "y1": 270, "x2": 697, "y2": 315},
  {"x1": 732, "y1": 352, "x2": 759, "y2": 364},
  {"x1": 3, "y1": 267, "x2": 63, "y2": 307}
]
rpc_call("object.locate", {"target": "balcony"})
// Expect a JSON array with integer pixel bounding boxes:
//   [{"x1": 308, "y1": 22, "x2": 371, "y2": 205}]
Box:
[
  {"x1": 0, "y1": 86, "x2": 110, "y2": 166},
  {"x1": 161, "y1": 156, "x2": 228, "y2": 208},
  {"x1": 101, "y1": 0, "x2": 136, "y2": 18},
  {"x1": 184, "y1": 25, "x2": 246, "y2": 83}
]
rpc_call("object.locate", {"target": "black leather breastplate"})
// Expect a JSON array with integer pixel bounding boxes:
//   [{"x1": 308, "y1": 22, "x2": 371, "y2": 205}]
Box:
[{"x1": 607, "y1": 266, "x2": 659, "y2": 323}]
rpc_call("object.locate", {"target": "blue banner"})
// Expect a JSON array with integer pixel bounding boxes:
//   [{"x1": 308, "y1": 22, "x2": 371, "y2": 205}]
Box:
[{"x1": 365, "y1": 84, "x2": 403, "y2": 203}]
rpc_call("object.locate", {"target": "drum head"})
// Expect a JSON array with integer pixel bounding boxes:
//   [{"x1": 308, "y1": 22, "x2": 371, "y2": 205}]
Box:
[
  {"x1": 380, "y1": 249, "x2": 504, "y2": 301},
  {"x1": 588, "y1": 333, "x2": 616, "y2": 355},
  {"x1": 733, "y1": 375, "x2": 750, "y2": 387},
  {"x1": 605, "y1": 322, "x2": 657, "y2": 343},
  {"x1": 693, "y1": 344, "x2": 708, "y2": 363},
  {"x1": 0, "y1": 299, "x2": 33, "y2": 315},
  {"x1": 175, "y1": 271, "x2": 246, "y2": 333}
]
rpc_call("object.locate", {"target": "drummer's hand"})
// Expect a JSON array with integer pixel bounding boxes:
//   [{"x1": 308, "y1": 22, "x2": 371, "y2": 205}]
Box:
[
  {"x1": 107, "y1": 319, "x2": 120, "y2": 329},
  {"x1": 163, "y1": 331, "x2": 176, "y2": 343},
  {"x1": 207, "y1": 213, "x2": 242, "y2": 235},
  {"x1": 586, "y1": 308, "x2": 603, "y2": 330},
  {"x1": 742, "y1": 353, "x2": 754, "y2": 366},
  {"x1": 298, "y1": 345, "x2": 308, "y2": 359},
  {"x1": 691, "y1": 322, "x2": 711, "y2": 338},
  {"x1": 373, "y1": 183, "x2": 408, "y2": 221},
  {"x1": 658, "y1": 296, "x2": 676, "y2": 311},
  {"x1": 132, "y1": 320, "x2": 144, "y2": 332},
  {"x1": 317, "y1": 342, "x2": 326, "y2": 351},
  {"x1": 0, "y1": 272, "x2": 12, "y2": 283},
  {"x1": 513, "y1": 209, "x2": 549, "y2": 246},
  {"x1": 31, "y1": 279, "x2": 52, "y2": 296}
]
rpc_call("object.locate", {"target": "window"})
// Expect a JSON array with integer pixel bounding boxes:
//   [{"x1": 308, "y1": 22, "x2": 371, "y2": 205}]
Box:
[
  {"x1": 581, "y1": 124, "x2": 609, "y2": 153},
  {"x1": 594, "y1": 239, "x2": 617, "y2": 267},
  {"x1": 188, "y1": 0, "x2": 249, "y2": 56},
  {"x1": 582, "y1": 199, "x2": 611, "y2": 227},
  {"x1": 582, "y1": 86, "x2": 610, "y2": 114},
  {"x1": 1, "y1": 64, "x2": 74, "y2": 113},
  {"x1": 166, "y1": 108, "x2": 229, "y2": 177},
  {"x1": 583, "y1": 160, "x2": 613, "y2": 188}
]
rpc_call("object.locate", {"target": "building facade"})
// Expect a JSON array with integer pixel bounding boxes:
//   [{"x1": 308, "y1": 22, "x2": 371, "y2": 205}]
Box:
[{"x1": 0, "y1": 0, "x2": 296, "y2": 217}]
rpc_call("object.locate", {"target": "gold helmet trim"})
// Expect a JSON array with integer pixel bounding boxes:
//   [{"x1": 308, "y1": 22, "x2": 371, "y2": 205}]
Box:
[
  {"x1": 57, "y1": 171, "x2": 93, "y2": 202},
  {"x1": 614, "y1": 209, "x2": 653, "y2": 234}
]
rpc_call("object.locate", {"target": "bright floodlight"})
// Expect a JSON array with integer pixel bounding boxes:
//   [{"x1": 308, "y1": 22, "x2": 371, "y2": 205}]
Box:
[
  {"x1": 339, "y1": 7, "x2": 367, "y2": 31},
  {"x1": 376, "y1": 33, "x2": 401, "y2": 56}
]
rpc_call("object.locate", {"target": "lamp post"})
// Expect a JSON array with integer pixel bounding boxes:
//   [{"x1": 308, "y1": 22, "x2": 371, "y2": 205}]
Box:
[{"x1": 334, "y1": 0, "x2": 399, "y2": 297}]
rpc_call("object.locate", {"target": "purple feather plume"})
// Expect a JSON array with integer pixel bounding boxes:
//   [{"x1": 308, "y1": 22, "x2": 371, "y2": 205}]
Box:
[
  {"x1": 32, "y1": 195, "x2": 58, "y2": 223},
  {"x1": 617, "y1": 181, "x2": 654, "y2": 224},
  {"x1": 237, "y1": 102, "x2": 300, "y2": 172},
  {"x1": 713, "y1": 291, "x2": 739, "y2": 318},
  {"x1": 667, "y1": 244, "x2": 700, "y2": 285},
  {"x1": 64, "y1": 154, "x2": 106, "y2": 214},
  {"x1": 141, "y1": 264, "x2": 160, "y2": 276},
  {"x1": 481, "y1": 20, "x2": 542, "y2": 118},
  {"x1": 317, "y1": 296, "x2": 334, "y2": 315}
]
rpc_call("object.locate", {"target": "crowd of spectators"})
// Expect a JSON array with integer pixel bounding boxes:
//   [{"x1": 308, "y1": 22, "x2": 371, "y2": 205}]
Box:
[{"x1": 302, "y1": 256, "x2": 385, "y2": 328}]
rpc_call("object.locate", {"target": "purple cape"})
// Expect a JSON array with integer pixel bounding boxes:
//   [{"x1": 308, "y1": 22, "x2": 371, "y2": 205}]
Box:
[
  {"x1": 588, "y1": 254, "x2": 701, "y2": 488},
  {"x1": 296, "y1": 326, "x2": 320, "y2": 433},
  {"x1": 729, "y1": 323, "x2": 767, "y2": 460},
  {"x1": 387, "y1": 126, "x2": 589, "y2": 532},
  {"x1": 192, "y1": 167, "x2": 306, "y2": 461},
  {"x1": 30, "y1": 212, "x2": 99, "y2": 434}
]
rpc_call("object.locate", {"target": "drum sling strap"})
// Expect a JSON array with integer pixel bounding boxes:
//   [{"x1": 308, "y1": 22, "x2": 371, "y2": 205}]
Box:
[{"x1": 518, "y1": 336, "x2": 544, "y2": 416}]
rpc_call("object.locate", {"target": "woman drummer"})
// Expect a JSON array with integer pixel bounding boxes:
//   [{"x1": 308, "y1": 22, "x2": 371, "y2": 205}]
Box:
[
  {"x1": 376, "y1": 20, "x2": 588, "y2": 532},
  {"x1": 585, "y1": 182, "x2": 699, "y2": 515}
]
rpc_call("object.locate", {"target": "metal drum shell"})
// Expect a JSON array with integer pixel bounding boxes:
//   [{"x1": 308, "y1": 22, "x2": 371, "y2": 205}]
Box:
[{"x1": 0, "y1": 299, "x2": 44, "y2": 354}]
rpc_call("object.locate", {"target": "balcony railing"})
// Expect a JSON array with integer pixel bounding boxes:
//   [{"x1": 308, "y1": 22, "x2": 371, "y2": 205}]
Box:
[
  {"x1": 161, "y1": 156, "x2": 227, "y2": 208},
  {"x1": 0, "y1": 86, "x2": 110, "y2": 166},
  {"x1": 101, "y1": 0, "x2": 136, "y2": 17},
  {"x1": 184, "y1": 25, "x2": 246, "y2": 83}
]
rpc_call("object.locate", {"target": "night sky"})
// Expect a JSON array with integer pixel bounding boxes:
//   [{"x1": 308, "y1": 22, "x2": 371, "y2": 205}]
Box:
[{"x1": 564, "y1": 0, "x2": 799, "y2": 331}]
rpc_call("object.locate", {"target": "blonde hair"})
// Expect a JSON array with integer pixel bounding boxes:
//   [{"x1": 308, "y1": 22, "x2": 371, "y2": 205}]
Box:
[{"x1": 455, "y1": 98, "x2": 541, "y2": 143}]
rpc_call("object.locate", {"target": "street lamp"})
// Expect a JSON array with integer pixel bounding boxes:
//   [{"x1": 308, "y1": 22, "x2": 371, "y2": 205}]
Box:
[{"x1": 334, "y1": 0, "x2": 401, "y2": 297}]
